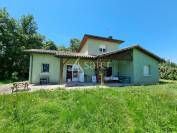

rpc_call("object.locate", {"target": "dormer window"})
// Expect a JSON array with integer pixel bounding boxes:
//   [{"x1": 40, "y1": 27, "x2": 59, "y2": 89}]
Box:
[{"x1": 99, "y1": 45, "x2": 106, "y2": 53}]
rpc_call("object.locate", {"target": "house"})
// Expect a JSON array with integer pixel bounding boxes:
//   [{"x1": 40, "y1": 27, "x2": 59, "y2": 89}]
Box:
[{"x1": 26, "y1": 34, "x2": 163, "y2": 85}]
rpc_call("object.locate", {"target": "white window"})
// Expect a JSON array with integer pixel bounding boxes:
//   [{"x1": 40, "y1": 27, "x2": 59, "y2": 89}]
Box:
[
  {"x1": 144, "y1": 65, "x2": 150, "y2": 76},
  {"x1": 99, "y1": 45, "x2": 106, "y2": 53}
]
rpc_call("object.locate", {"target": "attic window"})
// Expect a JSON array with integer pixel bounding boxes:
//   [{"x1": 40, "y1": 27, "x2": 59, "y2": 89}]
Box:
[{"x1": 99, "y1": 45, "x2": 106, "y2": 53}]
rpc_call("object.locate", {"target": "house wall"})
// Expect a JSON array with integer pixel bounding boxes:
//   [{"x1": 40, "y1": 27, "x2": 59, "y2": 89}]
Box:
[
  {"x1": 117, "y1": 60, "x2": 134, "y2": 83},
  {"x1": 63, "y1": 59, "x2": 96, "y2": 82},
  {"x1": 111, "y1": 60, "x2": 119, "y2": 76},
  {"x1": 132, "y1": 49, "x2": 159, "y2": 84},
  {"x1": 29, "y1": 48, "x2": 159, "y2": 85},
  {"x1": 80, "y1": 43, "x2": 88, "y2": 55},
  {"x1": 81, "y1": 39, "x2": 119, "y2": 55},
  {"x1": 29, "y1": 54, "x2": 60, "y2": 84}
]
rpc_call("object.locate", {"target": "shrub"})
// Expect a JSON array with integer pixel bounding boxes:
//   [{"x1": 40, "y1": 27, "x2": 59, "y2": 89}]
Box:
[
  {"x1": 160, "y1": 61, "x2": 177, "y2": 80},
  {"x1": 11, "y1": 72, "x2": 19, "y2": 81}
]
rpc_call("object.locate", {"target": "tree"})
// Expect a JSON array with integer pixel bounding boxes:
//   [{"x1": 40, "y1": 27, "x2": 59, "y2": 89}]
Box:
[
  {"x1": 0, "y1": 8, "x2": 45, "y2": 80},
  {"x1": 68, "y1": 38, "x2": 81, "y2": 52},
  {"x1": 160, "y1": 61, "x2": 177, "y2": 80},
  {"x1": 0, "y1": 8, "x2": 81, "y2": 80},
  {"x1": 57, "y1": 38, "x2": 81, "y2": 52},
  {"x1": 0, "y1": 8, "x2": 19, "y2": 79},
  {"x1": 58, "y1": 45, "x2": 69, "y2": 51},
  {"x1": 43, "y1": 40, "x2": 58, "y2": 50}
]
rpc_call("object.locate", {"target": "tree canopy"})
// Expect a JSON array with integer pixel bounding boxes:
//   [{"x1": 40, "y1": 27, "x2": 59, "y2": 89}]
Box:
[
  {"x1": 43, "y1": 40, "x2": 58, "y2": 50},
  {"x1": 58, "y1": 38, "x2": 81, "y2": 52},
  {"x1": 0, "y1": 8, "x2": 44, "y2": 80},
  {"x1": 160, "y1": 61, "x2": 177, "y2": 80}
]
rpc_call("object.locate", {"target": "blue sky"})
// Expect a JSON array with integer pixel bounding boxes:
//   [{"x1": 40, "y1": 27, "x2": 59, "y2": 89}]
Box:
[{"x1": 0, "y1": 0, "x2": 177, "y2": 63}]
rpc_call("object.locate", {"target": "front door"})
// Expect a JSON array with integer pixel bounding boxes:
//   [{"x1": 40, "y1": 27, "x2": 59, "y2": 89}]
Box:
[{"x1": 66, "y1": 65, "x2": 72, "y2": 82}]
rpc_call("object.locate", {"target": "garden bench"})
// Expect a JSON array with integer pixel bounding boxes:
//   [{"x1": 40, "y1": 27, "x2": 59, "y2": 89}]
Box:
[{"x1": 11, "y1": 82, "x2": 29, "y2": 93}]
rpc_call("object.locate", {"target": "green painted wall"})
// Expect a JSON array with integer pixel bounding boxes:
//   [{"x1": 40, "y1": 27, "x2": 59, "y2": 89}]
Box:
[
  {"x1": 133, "y1": 49, "x2": 159, "y2": 84},
  {"x1": 117, "y1": 60, "x2": 133, "y2": 83},
  {"x1": 80, "y1": 39, "x2": 119, "y2": 55},
  {"x1": 30, "y1": 54, "x2": 60, "y2": 84},
  {"x1": 111, "y1": 60, "x2": 119, "y2": 76}
]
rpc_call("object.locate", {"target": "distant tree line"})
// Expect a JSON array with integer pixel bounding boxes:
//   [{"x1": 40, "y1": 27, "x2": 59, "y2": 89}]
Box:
[
  {"x1": 0, "y1": 8, "x2": 80, "y2": 81},
  {"x1": 160, "y1": 61, "x2": 177, "y2": 80}
]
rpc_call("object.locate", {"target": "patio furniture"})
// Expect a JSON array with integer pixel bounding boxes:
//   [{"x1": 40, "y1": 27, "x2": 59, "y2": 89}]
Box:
[
  {"x1": 11, "y1": 82, "x2": 29, "y2": 93},
  {"x1": 104, "y1": 76, "x2": 119, "y2": 82},
  {"x1": 118, "y1": 76, "x2": 131, "y2": 83},
  {"x1": 40, "y1": 72, "x2": 49, "y2": 84}
]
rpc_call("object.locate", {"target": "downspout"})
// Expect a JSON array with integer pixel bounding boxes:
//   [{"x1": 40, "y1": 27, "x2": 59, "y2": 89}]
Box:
[{"x1": 30, "y1": 54, "x2": 33, "y2": 83}]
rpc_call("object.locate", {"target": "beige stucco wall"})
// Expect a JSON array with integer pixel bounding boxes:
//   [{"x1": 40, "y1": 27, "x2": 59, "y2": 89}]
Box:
[
  {"x1": 80, "y1": 43, "x2": 88, "y2": 55},
  {"x1": 29, "y1": 54, "x2": 60, "y2": 84},
  {"x1": 80, "y1": 39, "x2": 119, "y2": 55}
]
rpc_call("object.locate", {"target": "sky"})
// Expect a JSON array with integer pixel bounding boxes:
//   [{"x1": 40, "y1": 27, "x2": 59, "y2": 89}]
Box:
[{"x1": 0, "y1": 0, "x2": 177, "y2": 63}]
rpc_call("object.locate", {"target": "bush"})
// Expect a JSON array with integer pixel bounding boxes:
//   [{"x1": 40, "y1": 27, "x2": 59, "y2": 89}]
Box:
[
  {"x1": 160, "y1": 61, "x2": 177, "y2": 80},
  {"x1": 11, "y1": 72, "x2": 19, "y2": 81}
]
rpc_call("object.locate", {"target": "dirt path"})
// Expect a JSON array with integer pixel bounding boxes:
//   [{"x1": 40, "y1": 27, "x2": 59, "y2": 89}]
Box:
[{"x1": 0, "y1": 84, "x2": 12, "y2": 94}]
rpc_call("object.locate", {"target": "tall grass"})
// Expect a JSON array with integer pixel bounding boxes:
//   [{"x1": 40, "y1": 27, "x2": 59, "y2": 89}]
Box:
[{"x1": 0, "y1": 82, "x2": 177, "y2": 132}]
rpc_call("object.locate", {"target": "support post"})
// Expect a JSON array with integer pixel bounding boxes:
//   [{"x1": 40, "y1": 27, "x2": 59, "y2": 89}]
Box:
[
  {"x1": 97, "y1": 57, "x2": 104, "y2": 85},
  {"x1": 60, "y1": 58, "x2": 63, "y2": 84},
  {"x1": 100, "y1": 60, "x2": 104, "y2": 85}
]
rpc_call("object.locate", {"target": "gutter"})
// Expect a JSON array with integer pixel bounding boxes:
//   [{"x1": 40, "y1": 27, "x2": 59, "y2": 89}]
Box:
[{"x1": 30, "y1": 54, "x2": 33, "y2": 83}]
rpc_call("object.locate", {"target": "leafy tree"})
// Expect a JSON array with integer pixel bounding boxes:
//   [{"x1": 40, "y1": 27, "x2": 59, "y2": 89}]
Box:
[
  {"x1": 57, "y1": 38, "x2": 81, "y2": 52},
  {"x1": 0, "y1": 8, "x2": 19, "y2": 79},
  {"x1": 160, "y1": 61, "x2": 177, "y2": 80},
  {"x1": 0, "y1": 8, "x2": 44, "y2": 80},
  {"x1": 68, "y1": 38, "x2": 81, "y2": 52},
  {"x1": 0, "y1": 8, "x2": 81, "y2": 80},
  {"x1": 58, "y1": 45, "x2": 69, "y2": 51},
  {"x1": 44, "y1": 40, "x2": 58, "y2": 50}
]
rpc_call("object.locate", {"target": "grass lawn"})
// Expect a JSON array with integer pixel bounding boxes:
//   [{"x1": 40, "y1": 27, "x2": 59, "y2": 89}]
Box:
[{"x1": 0, "y1": 81, "x2": 177, "y2": 132}]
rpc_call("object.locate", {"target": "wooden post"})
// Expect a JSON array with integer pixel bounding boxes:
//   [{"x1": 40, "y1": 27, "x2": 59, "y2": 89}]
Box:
[
  {"x1": 98, "y1": 57, "x2": 104, "y2": 85},
  {"x1": 60, "y1": 58, "x2": 63, "y2": 84},
  {"x1": 100, "y1": 60, "x2": 104, "y2": 85}
]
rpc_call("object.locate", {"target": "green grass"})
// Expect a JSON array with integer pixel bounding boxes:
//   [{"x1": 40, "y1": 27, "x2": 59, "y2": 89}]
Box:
[{"x1": 0, "y1": 82, "x2": 177, "y2": 132}]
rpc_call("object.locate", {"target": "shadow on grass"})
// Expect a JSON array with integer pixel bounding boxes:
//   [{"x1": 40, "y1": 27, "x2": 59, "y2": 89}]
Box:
[{"x1": 159, "y1": 79, "x2": 177, "y2": 85}]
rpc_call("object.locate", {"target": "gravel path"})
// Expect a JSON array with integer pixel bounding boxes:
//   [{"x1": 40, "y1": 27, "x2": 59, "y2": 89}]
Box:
[
  {"x1": 0, "y1": 84, "x2": 12, "y2": 94},
  {"x1": 0, "y1": 83, "x2": 130, "y2": 95}
]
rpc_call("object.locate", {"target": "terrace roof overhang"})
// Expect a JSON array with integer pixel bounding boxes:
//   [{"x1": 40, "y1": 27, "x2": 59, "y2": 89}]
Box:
[{"x1": 24, "y1": 45, "x2": 164, "y2": 62}]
